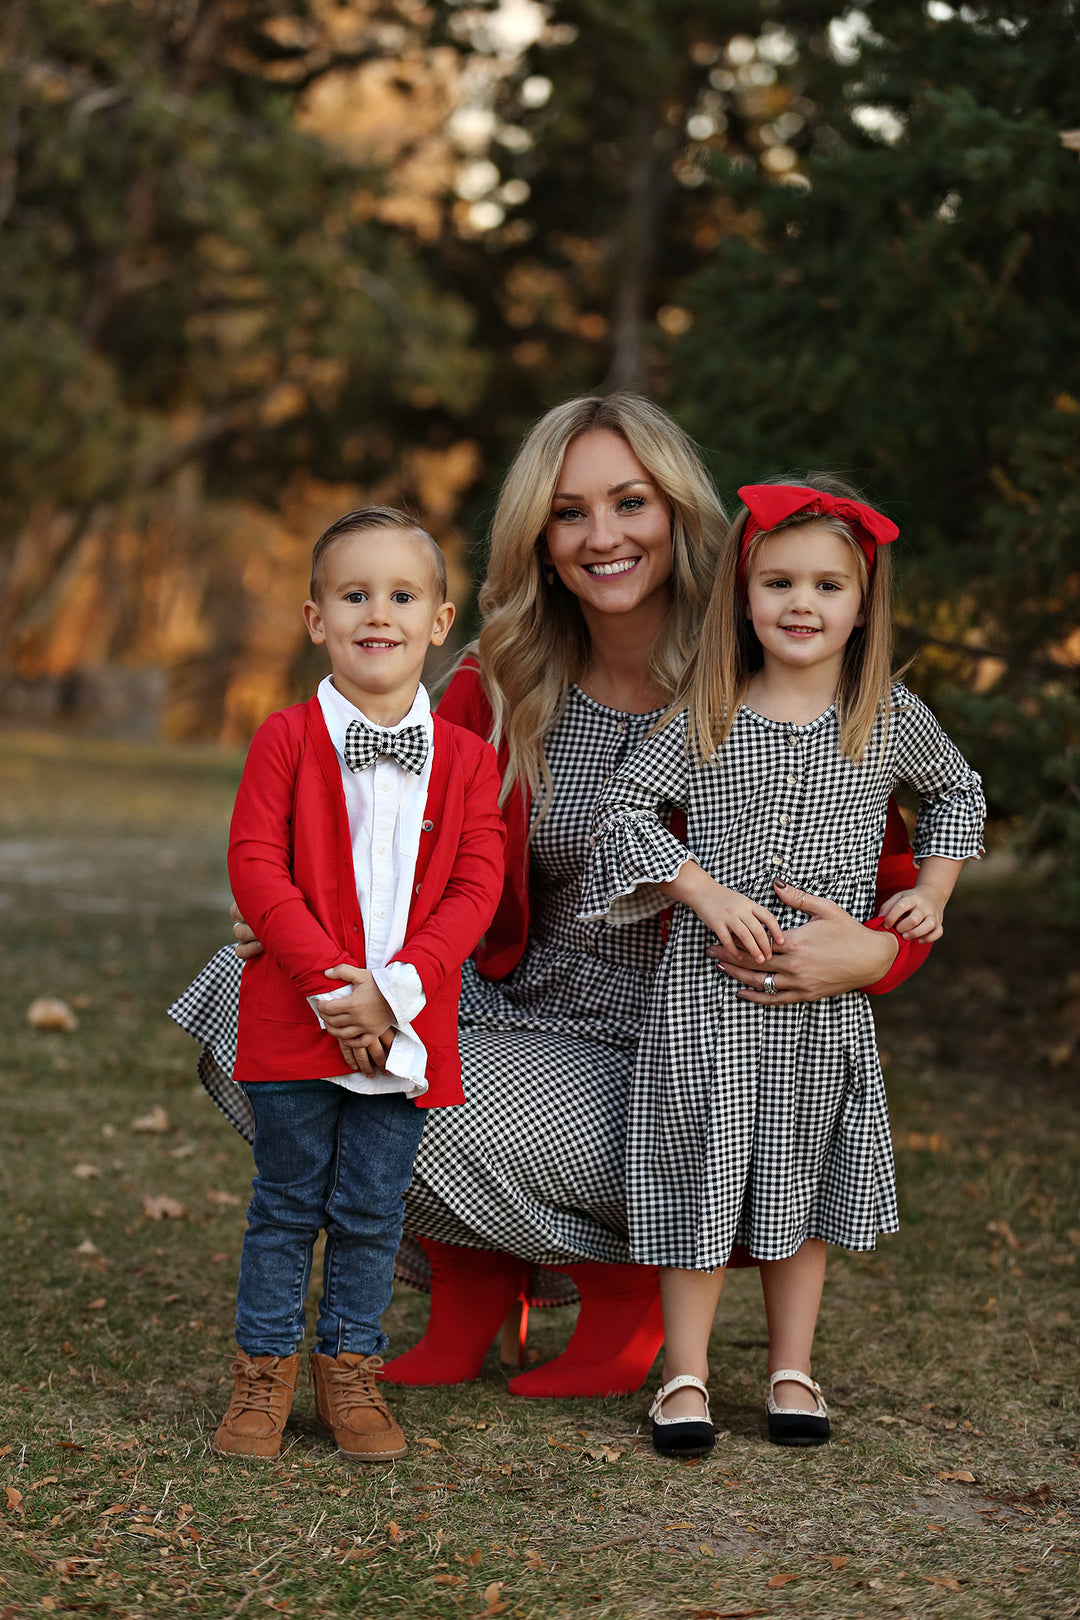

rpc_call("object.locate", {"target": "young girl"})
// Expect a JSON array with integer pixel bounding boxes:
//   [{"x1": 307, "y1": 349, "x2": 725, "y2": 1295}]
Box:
[{"x1": 579, "y1": 476, "x2": 985, "y2": 1455}]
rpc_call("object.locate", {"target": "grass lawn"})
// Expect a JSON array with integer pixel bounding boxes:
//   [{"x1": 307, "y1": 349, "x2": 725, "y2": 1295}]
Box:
[{"x1": 0, "y1": 728, "x2": 1077, "y2": 1619}]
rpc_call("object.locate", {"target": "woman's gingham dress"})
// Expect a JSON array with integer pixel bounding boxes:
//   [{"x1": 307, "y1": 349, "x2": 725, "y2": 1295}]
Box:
[
  {"x1": 169, "y1": 687, "x2": 672, "y2": 1268},
  {"x1": 579, "y1": 683, "x2": 985, "y2": 1272}
]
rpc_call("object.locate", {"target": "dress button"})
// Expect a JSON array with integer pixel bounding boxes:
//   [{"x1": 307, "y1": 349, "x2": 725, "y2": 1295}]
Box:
[
  {"x1": 422, "y1": 819, "x2": 433, "y2": 832},
  {"x1": 374, "y1": 905, "x2": 386, "y2": 919},
  {"x1": 380, "y1": 780, "x2": 392, "y2": 793},
  {"x1": 615, "y1": 720, "x2": 627, "y2": 734},
  {"x1": 786, "y1": 733, "x2": 798, "y2": 747},
  {"x1": 786, "y1": 773, "x2": 798, "y2": 787},
  {"x1": 771, "y1": 853, "x2": 783, "y2": 866},
  {"x1": 376, "y1": 842, "x2": 387, "y2": 856},
  {"x1": 415, "y1": 883, "x2": 422, "y2": 894},
  {"x1": 779, "y1": 813, "x2": 790, "y2": 827}
]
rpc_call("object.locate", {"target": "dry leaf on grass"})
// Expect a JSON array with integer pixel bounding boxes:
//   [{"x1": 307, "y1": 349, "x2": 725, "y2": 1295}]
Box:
[
  {"x1": 926, "y1": 1575, "x2": 962, "y2": 1590},
  {"x1": 767, "y1": 1572, "x2": 799, "y2": 1587},
  {"x1": 827, "y1": 1554, "x2": 848, "y2": 1569},
  {"x1": 4, "y1": 1487, "x2": 23, "y2": 1516},
  {"x1": 75, "y1": 1240, "x2": 100, "y2": 1256},
  {"x1": 935, "y1": 1469, "x2": 976, "y2": 1483},
  {"x1": 131, "y1": 1106, "x2": 169, "y2": 1133},
  {"x1": 143, "y1": 1195, "x2": 187, "y2": 1221},
  {"x1": 480, "y1": 1581, "x2": 507, "y2": 1616},
  {"x1": 72, "y1": 1163, "x2": 101, "y2": 1180},
  {"x1": 54, "y1": 1557, "x2": 102, "y2": 1576},
  {"x1": 207, "y1": 1189, "x2": 242, "y2": 1206},
  {"x1": 986, "y1": 1219, "x2": 1020, "y2": 1249},
  {"x1": 26, "y1": 997, "x2": 78, "y2": 1031}
]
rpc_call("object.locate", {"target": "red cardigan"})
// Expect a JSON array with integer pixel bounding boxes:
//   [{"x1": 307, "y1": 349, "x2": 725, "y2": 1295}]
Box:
[
  {"x1": 228, "y1": 695, "x2": 505, "y2": 1104},
  {"x1": 437, "y1": 661, "x2": 929, "y2": 996}
]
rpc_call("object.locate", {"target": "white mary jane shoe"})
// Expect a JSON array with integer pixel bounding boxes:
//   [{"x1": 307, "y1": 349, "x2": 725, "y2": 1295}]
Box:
[
  {"x1": 649, "y1": 1374, "x2": 715, "y2": 1458},
  {"x1": 765, "y1": 1368, "x2": 830, "y2": 1446}
]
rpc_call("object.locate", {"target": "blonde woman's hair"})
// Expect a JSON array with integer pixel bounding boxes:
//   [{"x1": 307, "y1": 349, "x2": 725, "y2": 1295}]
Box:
[
  {"x1": 470, "y1": 394, "x2": 728, "y2": 808},
  {"x1": 684, "y1": 472, "x2": 896, "y2": 764}
]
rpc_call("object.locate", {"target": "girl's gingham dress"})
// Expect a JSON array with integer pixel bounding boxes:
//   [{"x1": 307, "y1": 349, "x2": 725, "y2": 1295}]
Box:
[
  {"x1": 170, "y1": 686, "x2": 672, "y2": 1268},
  {"x1": 579, "y1": 682, "x2": 985, "y2": 1272}
]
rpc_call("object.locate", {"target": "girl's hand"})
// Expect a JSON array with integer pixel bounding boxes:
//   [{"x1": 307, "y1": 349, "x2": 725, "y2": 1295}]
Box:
[
  {"x1": 337, "y1": 1029, "x2": 396, "y2": 1078},
  {"x1": 317, "y1": 965, "x2": 395, "y2": 1039},
  {"x1": 230, "y1": 902, "x2": 263, "y2": 961},
  {"x1": 697, "y1": 885, "x2": 785, "y2": 965},
  {"x1": 876, "y1": 887, "x2": 945, "y2": 942},
  {"x1": 709, "y1": 882, "x2": 898, "y2": 1002}
]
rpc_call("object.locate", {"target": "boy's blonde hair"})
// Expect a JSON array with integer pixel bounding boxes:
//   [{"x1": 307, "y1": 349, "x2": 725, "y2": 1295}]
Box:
[
  {"x1": 683, "y1": 472, "x2": 895, "y2": 764},
  {"x1": 470, "y1": 394, "x2": 728, "y2": 808},
  {"x1": 310, "y1": 506, "x2": 446, "y2": 603}
]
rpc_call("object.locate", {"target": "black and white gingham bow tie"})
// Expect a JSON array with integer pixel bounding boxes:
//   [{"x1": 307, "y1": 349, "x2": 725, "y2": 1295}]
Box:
[{"x1": 343, "y1": 719, "x2": 428, "y2": 776}]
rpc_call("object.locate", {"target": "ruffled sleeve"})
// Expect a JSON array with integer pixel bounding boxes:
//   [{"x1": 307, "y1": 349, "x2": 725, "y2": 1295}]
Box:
[
  {"x1": 579, "y1": 710, "x2": 697, "y2": 926},
  {"x1": 891, "y1": 684, "x2": 986, "y2": 862}
]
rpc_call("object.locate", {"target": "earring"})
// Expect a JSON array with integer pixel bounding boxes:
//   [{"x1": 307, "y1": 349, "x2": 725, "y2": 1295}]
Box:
[{"x1": 543, "y1": 564, "x2": 555, "y2": 586}]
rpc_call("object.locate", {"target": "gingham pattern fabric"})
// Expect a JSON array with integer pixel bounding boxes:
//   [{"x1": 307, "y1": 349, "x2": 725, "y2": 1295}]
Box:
[
  {"x1": 581, "y1": 682, "x2": 985, "y2": 1271},
  {"x1": 168, "y1": 685, "x2": 672, "y2": 1270},
  {"x1": 343, "y1": 718, "x2": 429, "y2": 776}
]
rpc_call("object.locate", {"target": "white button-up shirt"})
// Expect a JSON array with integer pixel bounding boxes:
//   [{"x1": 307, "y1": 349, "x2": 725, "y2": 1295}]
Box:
[{"x1": 307, "y1": 676, "x2": 432, "y2": 1098}]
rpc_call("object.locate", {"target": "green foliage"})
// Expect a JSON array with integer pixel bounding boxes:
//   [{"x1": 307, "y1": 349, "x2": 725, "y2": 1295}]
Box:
[
  {"x1": 0, "y1": 0, "x2": 486, "y2": 538},
  {"x1": 674, "y1": 1, "x2": 1080, "y2": 889}
]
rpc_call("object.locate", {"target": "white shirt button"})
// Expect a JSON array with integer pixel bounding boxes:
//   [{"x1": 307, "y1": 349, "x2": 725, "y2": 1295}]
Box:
[
  {"x1": 779, "y1": 813, "x2": 790, "y2": 827},
  {"x1": 374, "y1": 905, "x2": 386, "y2": 919},
  {"x1": 376, "y1": 842, "x2": 387, "y2": 856},
  {"x1": 786, "y1": 733, "x2": 798, "y2": 747},
  {"x1": 771, "y1": 853, "x2": 783, "y2": 866},
  {"x1": 615, "y1": 720, "x2": 627, "y2": 734},
  {"x1": 786, "y1": 773, "x2": 798, "y2": 787},
  {"x1": 379, "y1": 780, "x2": 392, "y2": 793}
]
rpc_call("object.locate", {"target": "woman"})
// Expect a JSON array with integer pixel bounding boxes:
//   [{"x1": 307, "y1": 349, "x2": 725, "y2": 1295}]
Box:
[{"x1": 172, "y1": 394, "x2": 925, "y2": 1397}]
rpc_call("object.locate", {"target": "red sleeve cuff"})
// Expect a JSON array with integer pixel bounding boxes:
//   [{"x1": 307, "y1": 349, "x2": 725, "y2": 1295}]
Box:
[{"x1": 862, "y1": 915, "x2": 931, "y2": 995}]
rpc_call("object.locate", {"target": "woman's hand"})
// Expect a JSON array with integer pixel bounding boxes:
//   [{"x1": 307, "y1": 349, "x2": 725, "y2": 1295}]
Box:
[
  {"x1": 230, "y1": 902, "x2": 263, "y2": 961},
  {"x1": 708, "y1": 882, "x2": 899, "y2": 1003}
]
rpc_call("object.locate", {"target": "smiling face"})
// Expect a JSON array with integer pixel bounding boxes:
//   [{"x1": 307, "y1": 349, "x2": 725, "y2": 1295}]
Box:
[
  {"x1": 303, "y1": 529, "x2": 455, "y2": 724},
  {"x1": 745, "y1": 521, "x2": 866, "y2": 683},
  {"x1": 542, "y1": 429, "x2": 674, "y2": 626}
]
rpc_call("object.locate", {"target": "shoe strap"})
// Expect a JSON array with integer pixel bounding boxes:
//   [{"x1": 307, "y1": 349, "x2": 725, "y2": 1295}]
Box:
[
  {"x1": 767, "y1": 1368, "x2": 827, "y2": 1415},
  {"x1": 649, "y1": 1374, "x2": 711, "y2": 1422}
]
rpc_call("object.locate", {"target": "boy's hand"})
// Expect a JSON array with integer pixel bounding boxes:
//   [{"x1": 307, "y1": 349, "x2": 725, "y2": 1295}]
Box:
[
  {"x1": 317, "y1": 964, "x2": 395, "y2": 1039},
  {"x1": 876, "y1": 887, "x2": 945, "y2": 942},
  {"x1": 337, "y1": 1029, "x2": 396, "y2": 1078},
  {"x1": 696, "y1": 884, "x2": 785, "y2": 965}
]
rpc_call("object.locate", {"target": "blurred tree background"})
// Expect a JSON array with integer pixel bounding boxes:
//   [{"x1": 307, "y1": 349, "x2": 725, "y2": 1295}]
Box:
[{"x1": 0, "y1": 0, "x2": 1077, "y2": 877}]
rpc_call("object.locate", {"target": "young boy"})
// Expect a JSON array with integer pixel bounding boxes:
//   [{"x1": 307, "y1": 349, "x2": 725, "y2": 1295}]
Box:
[{"x1": 213, "y1": 506, "x2": 504, "y2": 1462}]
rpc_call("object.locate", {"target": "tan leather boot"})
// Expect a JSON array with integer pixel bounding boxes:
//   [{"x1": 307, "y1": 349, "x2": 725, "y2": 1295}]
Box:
[
  {"x1": 310, "y1": 1352, "x2": 407, "y2": 1461},
  {"x1": 212, "y1": 1349, "x2": 301, "y2": 1459}
]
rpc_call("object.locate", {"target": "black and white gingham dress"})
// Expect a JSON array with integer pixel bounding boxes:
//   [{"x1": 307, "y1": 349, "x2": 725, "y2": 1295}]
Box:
[
  {"x1": 579, "y1": 682, "x2": 985, "y2": 1272},
  {"x1": 169, "y1": 687, "x2": 671, "y2": 1268}
]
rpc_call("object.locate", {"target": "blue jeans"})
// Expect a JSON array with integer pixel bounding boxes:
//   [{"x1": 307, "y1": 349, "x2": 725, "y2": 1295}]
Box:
[{"x1": 235, "y1": 1081, "x2": 426, "y2": 1358}]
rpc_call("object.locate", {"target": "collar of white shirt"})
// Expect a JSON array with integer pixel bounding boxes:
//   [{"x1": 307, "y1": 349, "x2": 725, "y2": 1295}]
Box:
[{"x1": 317, "y1": 676, "x2": 433, "y2": 760}]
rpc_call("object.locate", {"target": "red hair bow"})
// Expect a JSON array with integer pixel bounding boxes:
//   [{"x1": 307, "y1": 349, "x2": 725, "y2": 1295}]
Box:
[{"x1": 737, "y1": 484, "x2": 899, "y2": 580}]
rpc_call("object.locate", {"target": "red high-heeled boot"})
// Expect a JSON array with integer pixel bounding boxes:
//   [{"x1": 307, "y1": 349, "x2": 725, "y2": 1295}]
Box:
[
  {"x1": 378, "y1": 1238, "x2": 529, "y2": 1386},
  {"x1": 507, "y1": 1262, "x2": 664, "y2": 1398}
]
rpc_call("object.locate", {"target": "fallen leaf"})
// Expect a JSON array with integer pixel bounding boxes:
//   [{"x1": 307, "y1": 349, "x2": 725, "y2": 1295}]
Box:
[
  {"x1": 827, "y1": 1554, "x2": 848, "y2": 1569},
  {"x1": 582, "y1": 1444, "x2": 623, "y2": 1462},
  {"x1": 4, "y1": 1487, "x2": 23, "y2": 1516},
  {"x1": 413, "y1": 1436, "x2": 442, "y2": 1450},
  {"x1": 935, "y1": 1469, "x2": 976, "y2": 1483},
  {"x1": 466, "y1": 1549, "x2": 482, "y2": 1566},
  {"x1": 143, "y1": 1195, "x2": 187, "y2": 1221},
  {"x1": 433, "y1": 1574, "x2": 464, "y2": 1587},
  {"x1": 207, "y1": 1189, "x2": 242, "y2": 1206},
  {"x1": 698, "y1": 1542, "x2": 715, "y2": 1556},
  {"x1": 986, "y1": 1219, "x2": 1020, "y2": 1250},
  {"x1": 546, "y1": 1434, "x2": 573, "y2": 1451},
  {"x1": 925, "y1": 1575, "x2": 962, "y2": 1591},
  {"x1": 131, "y1": 1105, "x2": 170, "y2": 1134},
  {"x1": 976, "y1": 1297, "x2": 997, "y2": 1313},
  {"x1": 387, "y1": 1520, "x2": 402, "y2": 1542},
  {"x1": 30, "y1": 1476, "x2": 59, "y2": 1493},
  {"x1": 767, "y1": 1573, "x2": 799, "y2": 1588},
  {"x1": 170, "y1": 1144, "x2": 197, "y2": 1159},
  {"x1": 26, "y1": 997, "x2": 78, "y2": 1031},
  {"x1": 86, "y1": 1297, "x2": 106, "y2": 1311},
  {"x1": 54, "y1": 1557, "x2": 102, "y2": 1576},
  {"x1": 663, "y1": 1521, "x2": 695, "y2": 1530},
  {"x1": 72, "y1": 1163, "x2": 101, "y2": 1180}
]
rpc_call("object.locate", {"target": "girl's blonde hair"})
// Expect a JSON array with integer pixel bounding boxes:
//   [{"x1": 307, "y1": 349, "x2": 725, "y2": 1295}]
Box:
[
  {"x1": 471, "y1": 394, "x2": 728, "y2": 807},
  {"x1": 684, "y1": 472, "x2": 895, "y2": 764}
]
